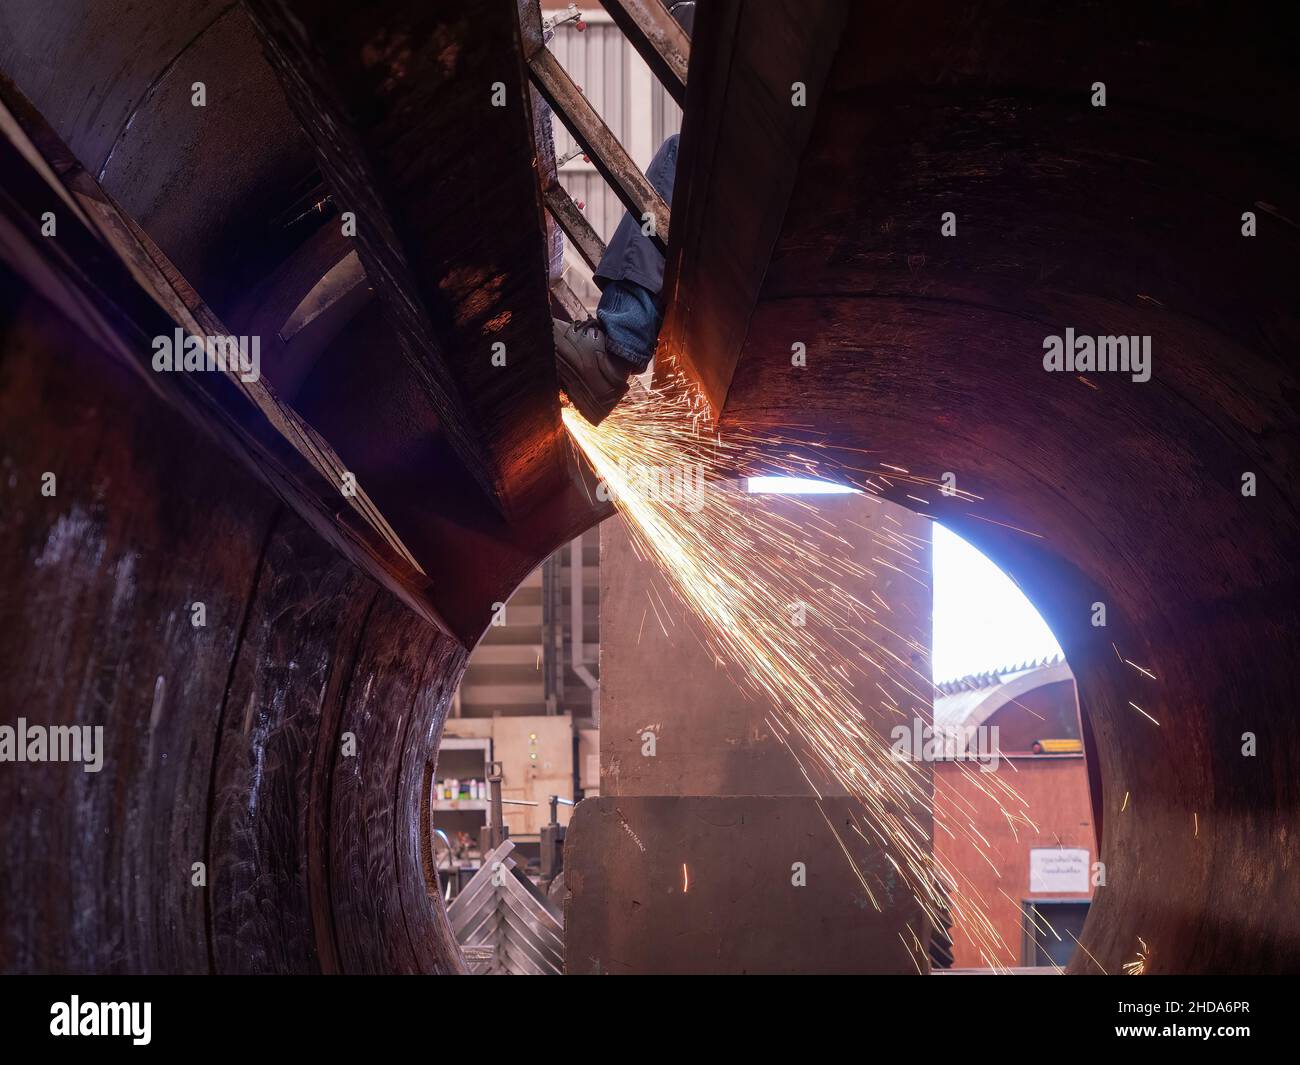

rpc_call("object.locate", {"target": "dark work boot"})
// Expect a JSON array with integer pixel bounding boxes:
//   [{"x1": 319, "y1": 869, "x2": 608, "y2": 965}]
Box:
[{"x1": 552, "y1": 316, "x2": 636, "y2": 425}]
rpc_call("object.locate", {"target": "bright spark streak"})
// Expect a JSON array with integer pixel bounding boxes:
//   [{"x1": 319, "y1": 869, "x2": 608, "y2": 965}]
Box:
[
  {"x1": 1122, "y1": 937, "x2": 1150, "y2": 975},
  {"x1": 562, "y1": 371, "x2": 1030, "y2": 971},
  {"x1": 1125, "y1": 659, "x2": 1158, "y2": 680},
  {"x1": 1067, "y1": 930, "x2": 1109, "y2": 974}
]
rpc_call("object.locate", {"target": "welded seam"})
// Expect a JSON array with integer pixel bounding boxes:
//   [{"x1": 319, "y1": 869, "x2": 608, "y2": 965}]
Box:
[
  {"x1": 391, "y1": 638, "x2": 470, "y2": 974},
  {"x1": 201, "y1": 502, "x2": 282, "y2": 975},
  {"x1": 390, "y1": 637, "x2": 440, "y2": 973},
  {"x1": 316, "y1": 587, "x2": 381, "y2": 974},
  {"x1": 96, "y1": 2, "x2": 239, "y2": 181}
]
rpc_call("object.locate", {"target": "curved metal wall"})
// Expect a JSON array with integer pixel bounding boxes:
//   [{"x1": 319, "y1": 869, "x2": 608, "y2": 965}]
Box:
[{"x1": 0, "y1": 289, "x2": 465, "y2": 973}]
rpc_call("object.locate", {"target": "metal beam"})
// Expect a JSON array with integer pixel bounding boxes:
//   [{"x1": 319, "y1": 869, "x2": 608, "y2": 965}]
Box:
[
  {"x1": 244, "y1": 0, "x2": 569, "y2": 519},
  {"x1": 550, "y1": 276, "x2": 590, "y2": 323},
  {"x1": 543, "y1": 183, "x2": 607, "y2": 273},
  {"x1": 517, "y1": 4, "x2": 606, "y2": 306},
  {"x1": 600, "y1": 0, "x2": 690, "y2": 107},
  {"x1": 0, "y1": 74, "x2": 448, "y2": 631},
  {"x1": 526, "y1": 45, "x2": 670, "y2": 253},
  {"x1": 657, "y1": 0, "x2": 847, "y2": 414}
]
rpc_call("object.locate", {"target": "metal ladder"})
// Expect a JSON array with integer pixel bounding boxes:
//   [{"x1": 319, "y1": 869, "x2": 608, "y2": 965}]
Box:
[{"x1": 516, "y1": 0, "x2": 690, "y2": 319}]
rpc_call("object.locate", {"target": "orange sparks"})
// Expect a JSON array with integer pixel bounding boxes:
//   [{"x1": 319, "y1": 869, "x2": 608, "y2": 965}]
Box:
[
  {"x1": 1122, "y1": 937, "x2": 1150, "y2": 975},
  {"x1": 562, "y1": 367, "x2": 1030, "y2": 970}
]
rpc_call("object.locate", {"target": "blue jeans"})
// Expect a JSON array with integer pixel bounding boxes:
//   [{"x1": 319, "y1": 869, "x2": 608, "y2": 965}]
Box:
[
  {"x1": 593, "y1": 134, "x2": 678, "y2": 371},
  {"x1": 597, "y1": 279, "x2": 660, "y2": 371}
]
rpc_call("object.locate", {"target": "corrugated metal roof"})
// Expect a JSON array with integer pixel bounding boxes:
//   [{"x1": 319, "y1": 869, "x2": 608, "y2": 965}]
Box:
[
  {"x1": 935, "y1": 654, "x2": 1065, "y2": 694},
  {"x1": 933, "y1": 655, "x2": 1067, "y2": 731}
]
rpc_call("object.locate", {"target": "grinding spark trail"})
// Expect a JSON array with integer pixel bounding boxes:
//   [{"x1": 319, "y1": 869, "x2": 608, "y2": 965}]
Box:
[{"x1": 562, "y1": 370, "x2": 1034, "y2": 971}]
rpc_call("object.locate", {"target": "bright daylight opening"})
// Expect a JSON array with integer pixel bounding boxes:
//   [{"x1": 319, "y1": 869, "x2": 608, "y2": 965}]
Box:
[
  {"x1": 443, "y1": 470, "x2": 1095, "y2": 973},
  {"x1": 742, "y1": 476, "x2": 1091, "y2": 971},
  {"x1": 747, "y1": 476, "x2": 1065, "y2": 684}
]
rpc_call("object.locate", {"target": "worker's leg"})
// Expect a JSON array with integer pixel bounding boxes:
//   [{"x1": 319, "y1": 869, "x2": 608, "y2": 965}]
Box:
[
  {"x1": 594, "y1": 279, "x2": 660, "y2": 372},
  {"x1": 594, "y1": 133, "x2": 678, "y2": 306},
  {"x1": 554, "y1": 5, "x2": 694, "y2": 422},
  {"x1": 555, "y1": 134, "x2": 679, "y2": 423}
]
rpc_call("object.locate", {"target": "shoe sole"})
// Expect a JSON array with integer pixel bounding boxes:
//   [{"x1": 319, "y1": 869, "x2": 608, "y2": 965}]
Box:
[{"x1": 557, "y1": 357, "x2": 629, "y2": 426}]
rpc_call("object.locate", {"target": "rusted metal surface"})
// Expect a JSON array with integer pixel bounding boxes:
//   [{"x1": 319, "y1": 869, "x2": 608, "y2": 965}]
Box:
[
  {"x1": 277, "y1": 295, "x2": 610, "y2": 645},
  {"x1": 209, "y1": 523, "x2": 375, "y2": 974},
  {"x1": 599, "y1": 0, "x2": 690, "y2": 107},
  {"x1": 0, "y1": 77, "x2": 444, "y2": 627},
  {"x1": 0, "y1": 289, "x2": 467, "y2": 972},
  {"x1": 517, "y1": 4, "x2": 567, "y2": 286},
  {"x1": 0, "y1": 295, "x2": 273, "y2": 973},
  {"x1": 208, "y1": 521, "x2": 469, "y2": 974},
  {"x1": 657, "y1": 0, "x2": 846, "y2": 410},
  {"x1": 244, "y1": 0, "x2": 568, "y2": 519},
  {"x1": 328, "y1": 592, "x2": 468, "y2": 973},
  {"x1": 0, "y1": 1, "x2": 320, "y2": 317},
  {"x1": 564, "y1": 797, "x2": 927, "y2": 974},
  {"x1": 0, "y1": 0, "x2": 603, "y2": 975},
  {"x1": 225, "y1": 224, "x2": 362, "y2": 400},
  {"x1": 0, "y1": 0, "x2": 1295, "y2": 979},
  {"x1": 0, "y1": 0, "x2": 235, "y2": 178},
  {"x1": 702, "y1": 1, "x2": 1300, "y2": 974},
  {"x1": 2, "y1": 7, "x2": 612, "y2": 646}
]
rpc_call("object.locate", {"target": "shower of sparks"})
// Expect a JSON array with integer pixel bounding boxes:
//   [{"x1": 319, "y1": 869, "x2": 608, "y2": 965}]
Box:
[
  {"x1": 561, "y1": 368, "x2": 1034, "y2": 972},
  {"x1": 1123, "y1": 937, "x2": 1150, "y2": 975}
]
